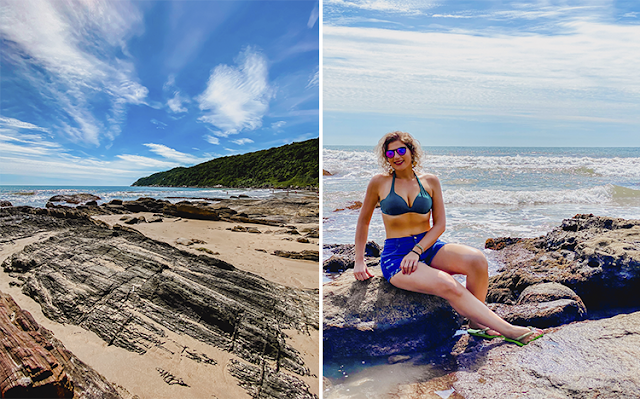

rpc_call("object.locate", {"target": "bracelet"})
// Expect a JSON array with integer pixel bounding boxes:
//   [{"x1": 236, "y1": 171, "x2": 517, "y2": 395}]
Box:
[
  {"x1": 411, "y1": 249, "x2": 421, "y2": 256},
  {"x1": 414, "y1": 243, "x2": 424, "y2": 254}
]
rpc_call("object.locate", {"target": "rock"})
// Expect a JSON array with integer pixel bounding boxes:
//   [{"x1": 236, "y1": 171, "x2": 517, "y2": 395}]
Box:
[
  {"x1": 238, "y1": 194, "x2": 250, "y2": 198},
  {"x1": 0, "y1": 291, "x2": 122, "y2": 398},
  {"x1": 1, "y1": 201, "x2": 13, "y2": 207},
  {"x1": 0, "y1": 207, "x2": 318, "y2": 397},
  {"x1": 121, "y1": 197, "x2": 168, "y2": 213},
  {"x1": 325, "y1": 241, "x2": 382, "y2": 259},
  {"x1": 49, "y1": 193, "x2": 101, "y2": 204},
  {"x1": 85, "y1": 200, "x2": 98, "y2": 206},
  {"x1": 273, "y1": 250, "x2": 319, "y2": 261},
  {"x1": 484, "y1": 237, "x2": 522, "y2": 250},
  {"x1": 333, "y1": 201, "x2": 363, "y2": 212},
  {"x1": 323, "y1": 268, "x2": 462, "y2": 360},
  {"x1": 323, "y1": 255, "x2": 352, "y2": 272},
  {"x1": 323, "y1": 169, "x2": 333, "y2": 176},
  {"x1": 231, "y1": 225, "x2": 247, "y2": 232},
  {"x1": 485, "y1": 283, "x2": 587, "y2": 328},
  {"x1": 517, "y1": 282, "x2": 584, "y2": 305},
  {"x1": 246, "y1": 227, "x2": 261, "y2": 234},
  {"x1": 487, "y1": 214, "x2": 640, "y2": 311},
  {"x1": 451, "y1": 311, "x2": 640, "y2": 398},
  {"x1": 163, "y1": 202, "x2": 221, "y2": 221},
  {"x1": 120, "y1": 215, "x2": 145, "y2": 224},
  {"x1": 195, "y1": 247, "x2": 220, "y2": 255},
  {"x1": 147, "y1": 215, "x2": 163, "y2": 223},
  {"x1": 175, "y1": 237, "x2": 206, "y2": 246},
  {"x1": 297, "y1": 237, "x2": 310, "y2": 243}
]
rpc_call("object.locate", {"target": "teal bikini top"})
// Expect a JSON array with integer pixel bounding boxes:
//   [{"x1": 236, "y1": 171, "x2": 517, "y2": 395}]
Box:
[{"x1": 380, "y1": 172, "x2": 433, "y2": 216}]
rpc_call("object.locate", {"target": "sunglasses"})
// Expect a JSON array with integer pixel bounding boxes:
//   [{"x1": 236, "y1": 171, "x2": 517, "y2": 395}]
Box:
[{"x1": 385, "y1": 146, "x2": 408, "y2": 158}]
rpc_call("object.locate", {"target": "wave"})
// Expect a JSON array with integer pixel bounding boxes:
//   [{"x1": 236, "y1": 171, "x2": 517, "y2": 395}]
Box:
[
  {"x1": 323, "y1": 149, "x2": 640, "y2": 178},
  {"x1": 442, "y1": 184, "x2": 638, "y2": 206}
]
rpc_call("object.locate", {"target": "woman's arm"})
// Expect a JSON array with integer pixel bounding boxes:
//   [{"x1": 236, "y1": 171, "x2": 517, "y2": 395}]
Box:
[
  {"x1": 354, "y1": 175, "x2": 382, "y2": 281},
  {"x1": 400, "y1": 174, "x2": 446, "y2": 275}
]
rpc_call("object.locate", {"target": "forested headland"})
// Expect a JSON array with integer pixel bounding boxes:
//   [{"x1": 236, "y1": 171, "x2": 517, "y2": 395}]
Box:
[{"x1": 131, "y1": 138, "x2": 318, "y2": 188}]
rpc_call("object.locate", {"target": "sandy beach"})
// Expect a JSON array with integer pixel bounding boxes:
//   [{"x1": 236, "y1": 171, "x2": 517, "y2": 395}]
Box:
[{"x1": 0, "y1": 201, "x2": 319, "y2": 398}]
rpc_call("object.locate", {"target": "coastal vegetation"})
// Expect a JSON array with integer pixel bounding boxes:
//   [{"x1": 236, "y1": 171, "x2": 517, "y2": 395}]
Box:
[{"x1": 132, "y1": 138, "x2": 318, "y2": 188}]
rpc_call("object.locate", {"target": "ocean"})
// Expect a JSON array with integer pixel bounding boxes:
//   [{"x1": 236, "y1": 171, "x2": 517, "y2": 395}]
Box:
[
  {"x1": 324, "y1": 146, "x2": 640, "y2": 271},
  {"x1": 322, "y1": 146, "x2": 640, "y2": 397},
  {"x1": 0, "y1": 186, "x2": 283, "y2": 208}
]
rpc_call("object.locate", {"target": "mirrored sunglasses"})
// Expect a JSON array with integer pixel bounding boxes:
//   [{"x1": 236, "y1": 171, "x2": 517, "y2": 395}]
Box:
[{"x1": 386, "y1": 146, "x2": 407, "y2": 158}]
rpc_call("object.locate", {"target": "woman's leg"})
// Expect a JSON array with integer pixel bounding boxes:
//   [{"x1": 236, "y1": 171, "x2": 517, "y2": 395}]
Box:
[
  {"x1": 390, "y1": 263, "x2": 537, "y2": 342},
  {"x1": 429, "y1": 243, "x2": 489, "y2": 302}
]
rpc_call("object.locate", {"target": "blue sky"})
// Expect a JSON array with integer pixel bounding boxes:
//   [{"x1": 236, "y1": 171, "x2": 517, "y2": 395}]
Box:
[
  {"x1": 323, "y1": 0, "x2": 640, "y2": 147},
  {"x1": 1, "y1": 0, "x2": 319, "y2": 185}
]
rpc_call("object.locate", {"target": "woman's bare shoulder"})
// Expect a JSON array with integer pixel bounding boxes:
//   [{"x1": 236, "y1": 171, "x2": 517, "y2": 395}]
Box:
[
  {"x1": 369, "y1": 173, "x2": 392, "y2": 186},
  {"x1": 417, "y1": 172, "x2": 440, "y2": 184}
]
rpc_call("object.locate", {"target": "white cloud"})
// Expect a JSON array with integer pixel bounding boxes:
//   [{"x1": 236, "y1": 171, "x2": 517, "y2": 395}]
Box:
[
  {"x1": 323, "y1": 22, "x2": 640, "y2": 123},
  {"x1": 0, "y1": 117, "x2": 50, "y2": 133},
  {"x1": 231, "y1": 138, "x2": 254, "y2": 145},
  {"x1": 196, "y1": 47, "x2": 274, "y2": 135},
  {"x1": 115, "y1": 154, "x2": 178, "y2": 169},
  {"x1": 325, "y1": 0, "x2": 437, "y2": 15},
  {"x1": 308, "y1": 3, "x2": 320, "y2": 28},
  {"x1": 0, "y1": 0, "x2": 147, "y2": 146},
  {"x1": 271, "y1": 121, "x2": 287, "y2": 131},
  {"x1": 204, "y1": 135, "x2": 220, "y2": 145},
  {"x1": 306, "y1": 68, "x2": 320, "y2": 89},
  {"x1": 143, "y1": 143, "x2": 208, "y2": 165},
  {"x1": 150, "y1": 119, "x2": 168, "y2": 129},
  {"x1": 167, "y1": 91, "x2": 189, "y2": 113}
]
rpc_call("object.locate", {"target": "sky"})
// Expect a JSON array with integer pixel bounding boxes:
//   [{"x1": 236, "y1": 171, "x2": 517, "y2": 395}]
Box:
[
  {"x1": 1, "y1": 0, "x2": 319, "y2": 185},
  {"x1": 323, "y1": 0, "x2": 640, "y2": 147}
]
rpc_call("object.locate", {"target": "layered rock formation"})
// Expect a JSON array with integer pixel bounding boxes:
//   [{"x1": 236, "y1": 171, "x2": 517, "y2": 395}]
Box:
[
  {"x1": 0, "y1": 291, "x2": 122, "y2": 398},
  {"x1": 1, "y1": 206, "x2": 318, "y2": 398}
]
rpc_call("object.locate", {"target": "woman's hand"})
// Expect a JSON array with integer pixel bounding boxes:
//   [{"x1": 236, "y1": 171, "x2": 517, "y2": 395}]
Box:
[
  {"x1": 353, "y1": 259, "x2": 374, "y2": 281},
  {"x1": 400, "y1": 251, "x2": 420, "y2": 275}
]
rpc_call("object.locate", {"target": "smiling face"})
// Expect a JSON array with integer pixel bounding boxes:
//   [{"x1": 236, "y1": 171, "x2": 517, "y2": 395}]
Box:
[{"x1": 386, "y1": 139, "x2": 412, "y2": 171}]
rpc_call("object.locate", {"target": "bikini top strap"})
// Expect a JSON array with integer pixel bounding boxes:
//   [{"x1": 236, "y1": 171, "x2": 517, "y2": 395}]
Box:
[
  {"x1": 414, "y1": 172, "x2": 427, "y2": 194},
  {"x1": 390, "y1": 172, "x2": 396, "y2": 192}
]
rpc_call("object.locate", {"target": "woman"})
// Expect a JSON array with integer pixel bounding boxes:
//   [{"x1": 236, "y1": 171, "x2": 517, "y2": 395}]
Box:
[{"x1": 353, "y1": 131, "x2": 543, "y2": 346}]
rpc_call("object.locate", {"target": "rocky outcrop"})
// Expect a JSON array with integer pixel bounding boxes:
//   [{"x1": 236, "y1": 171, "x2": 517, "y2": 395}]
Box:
[
  {"x1": 0, "y1": 291, "x2": 122, "y2": 398},
  {"x1": 451, "y1": 311, "x2": 640, "y2": 398},
  {"x1": 49, "y1": 193, "x2": 101, "y2": 204},
  {"x1": 1, "y1": 207, "x2": 318, "y2": 398},
  {"x1": 163, "y1": 201, "x2": 221, "y2": 220},
  {"x1": 488, "y1": 282, "x2": 587, "y2": 328},
  {"x1": 0, "y1": 201, "x2": 12, "y2": 207},
  {"x1": 487, "y1": 214, "x2": 640, "y2": 311},
  {"x1": 323, "y1": 268, "x2": 462, "y2": 359},
  {"x1": 323, "y1": 241, "x2": 381, "y2": 272}
]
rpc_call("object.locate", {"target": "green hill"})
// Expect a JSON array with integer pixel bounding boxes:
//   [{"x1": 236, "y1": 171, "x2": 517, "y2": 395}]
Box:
[{"x1": 131, "y1": 138, "x2": 318, "y2": 188}]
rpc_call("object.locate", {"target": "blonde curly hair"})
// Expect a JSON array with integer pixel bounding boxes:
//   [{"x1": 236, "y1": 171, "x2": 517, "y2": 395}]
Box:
[{"x1": 375, "y1": 131, "x2": 423, "y2": 174}]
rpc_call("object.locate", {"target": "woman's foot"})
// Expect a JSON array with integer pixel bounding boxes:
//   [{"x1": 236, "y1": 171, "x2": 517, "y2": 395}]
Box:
[
  {"x1": 504, "y1": 326, "x2": 544, "y2": 346},
  {"x1": 469, "y1": 322, "x2": 501, "y2": 338}
]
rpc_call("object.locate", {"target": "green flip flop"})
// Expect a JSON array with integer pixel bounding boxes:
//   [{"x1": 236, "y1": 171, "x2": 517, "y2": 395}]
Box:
[
  {"x1": 504, "y1": 327, "x2": 544, "y2": 347},
  {"x1": 467, "y1": 327, "x2": 504, "y2": 340}
]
